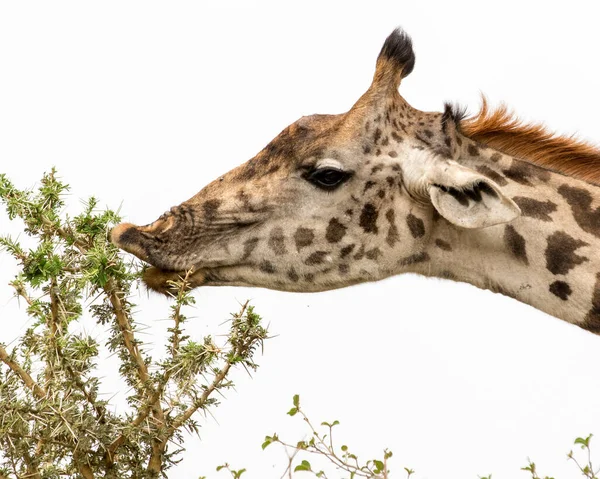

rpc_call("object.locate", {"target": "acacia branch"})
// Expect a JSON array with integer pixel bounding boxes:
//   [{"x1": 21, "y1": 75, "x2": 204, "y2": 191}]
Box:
[
  {"x1": 166, "y1": 301, "x2": 250, "y2": 437},
  {"x1": 0, "y1": 345, "x2": 46, "y2": 399},
  {"x1": 168, "y1": 356, "x2": 234, "y2": 436},
  {"x1": 101, "y1": 279, "x2": 168, "y2": 475},
  {"x1": 15, "y1": 280, "x2": 108, "y2": 425},
  {"x1": 49, "y1": 221, "x2": 152, "y2": 395},
  {"x1": 146, "y1": 271, "x2": 196, "y2": 474},
  {"x1": 47, "y1": 219, "x2": 169, "y2": 472},
  {"x1": 105, "y1": 283, "x2": 150, "y2": 385},
  {"x1": 107, "y1": 272, "x2": 194, "y2": 459},
  {"x1": 48, "y1": 221, "x2": 150, "y2": 390}
]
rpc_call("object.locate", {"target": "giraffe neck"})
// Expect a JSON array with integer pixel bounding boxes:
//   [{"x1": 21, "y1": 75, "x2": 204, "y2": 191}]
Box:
[{"x1": 423, "y1": 141, "x2": 600, "y2": 333}]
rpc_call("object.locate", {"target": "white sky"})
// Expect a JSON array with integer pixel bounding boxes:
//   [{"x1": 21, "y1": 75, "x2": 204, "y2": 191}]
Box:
[{"x1": 1, "y1": 2, "x2": 600, "y2": 478}]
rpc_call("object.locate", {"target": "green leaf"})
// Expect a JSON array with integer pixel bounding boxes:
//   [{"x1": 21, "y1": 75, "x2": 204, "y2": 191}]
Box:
[
  {"x1": 261, "y1": 434, "x2": 278, "y2": 450},
  {"x1": 294, "y1": 460, "x2": 312, "y2": 472},
  {"x1": 233, "y1": 468, "x2": 246, "y2": 478},
  {"x1": 574, "y1": 434, "x2": 592, "y2": 448},
  {"x1": 373, "y1": 459, "x2": 384, "y2": 471},
  {"x1": 287, "y1": 407, "x2": 298, "y2": 416},
  {"x1": 293, "y1": 394, "x2": 300, "y2": 407}
]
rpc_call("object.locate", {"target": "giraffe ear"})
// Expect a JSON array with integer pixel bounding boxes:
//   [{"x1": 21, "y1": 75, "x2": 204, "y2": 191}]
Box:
[
  {"x1": 372, "y1": 28, "x2": 415, "y2": 92},
  {"x1": 426, "y1": 162, "x2": 521, "y2": 229}
]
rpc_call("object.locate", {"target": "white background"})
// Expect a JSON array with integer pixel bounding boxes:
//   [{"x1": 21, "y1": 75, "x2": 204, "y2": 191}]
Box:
[{"x1": 1, "y1": 2, "x2": 600, "y2": 478}]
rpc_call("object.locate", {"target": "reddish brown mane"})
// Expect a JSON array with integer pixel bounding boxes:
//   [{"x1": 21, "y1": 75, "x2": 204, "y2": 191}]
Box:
[{"x1": 460, "y1": 98, "x2": 600, "y2": 185}]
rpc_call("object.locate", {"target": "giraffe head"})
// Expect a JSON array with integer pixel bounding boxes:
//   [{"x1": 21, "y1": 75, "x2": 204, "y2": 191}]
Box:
[{"x1": 111, "y1": 29, "x2": 520, "y2": 294}]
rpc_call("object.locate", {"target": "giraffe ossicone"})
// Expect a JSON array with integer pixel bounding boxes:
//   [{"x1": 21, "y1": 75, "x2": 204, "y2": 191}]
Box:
[{"x1": 111, "y1": 28, "x2": 600, "y2": 334}]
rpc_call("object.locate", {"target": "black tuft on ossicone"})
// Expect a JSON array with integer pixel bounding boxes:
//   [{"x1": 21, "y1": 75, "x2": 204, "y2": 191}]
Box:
[{"x1": 378, "y1": 28, "x2": 416, "y2": 78}]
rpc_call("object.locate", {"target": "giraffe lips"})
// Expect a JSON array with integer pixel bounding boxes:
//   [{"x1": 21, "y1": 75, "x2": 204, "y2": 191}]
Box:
[
  {"x1": 141, "y1": 266, "x2": 209, "y2": 295},
  {"x1": 140, "y1": 263, "x2": 253, "y2": 295}
]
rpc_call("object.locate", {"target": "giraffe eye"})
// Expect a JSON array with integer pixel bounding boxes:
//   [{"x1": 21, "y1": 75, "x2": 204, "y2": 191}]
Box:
[{"x1": 304, "y1": 168, "x2": 352, "y2": 191}]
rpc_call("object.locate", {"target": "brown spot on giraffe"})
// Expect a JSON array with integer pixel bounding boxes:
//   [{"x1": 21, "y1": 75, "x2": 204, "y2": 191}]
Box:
[
  {"x1": 385, "y1": 209, "x2": 399, "y2": 247},
  {"x1": 268, "y1": 227, "x2": 287, "y2": 255},
  {"x1": 504, "y1": 225, "x2": 528, "y2": 265},
  {"x1": 365, "y1": 247, "x2": 382, "y2": 260},
  {"x1": 340, "y1": 244, "x2": 355, "y2": 258},
  {"x1": 363, "y1": 181, "x2": 377, "y2": 193},
  {"x1": 467, "y1": 144, "x2": 480, "y2": 156},
  {"x1": 399, "y1": 252, "x2": 430, "y2": 267},
  {"x1": 549, "y1": 281, "x2": 572, "y2": 301},
  {"x1": 512, "y1": 197, "x2": 557, "y2": 222},
  {"x1": 545, "y1": 231, "x2": 589, "y2": 275},
  {"x1": 326, "y1": 218, "x2": 347, "y2": 243},
  {"x1": 260, "y1": 260, "x2": 276, "y2": 274},
  {"x1": 353, "y1": 245, "x2": 365, "y2": 260},
  {"x1": 294, "y1": 227, "x2": 315, "y2": 251},
  {"x1": 475, "y1": 165, "x2": 508, "y2": 186},
  {"x1": 359, "y1": 204, "x2": 379, "y2": 234},
  {"x1": 435, "y1": 239, "x2": 452, "y2": 251},
  {"x1": 242, "y1": 238, "x2": 259, "y2": 260},
  {"x1": 373, "y1": 128, "x2": 382, "y2": 144},
  {"x1": 558, "y1": 184, "x2": 600, "y2": 238},
  {"x1": 305, "y1": 251, "x2": 329, "y2": 266},
  {"x1": 287, "y1": 267, "x2": 299, "y2": 282},
  {"x1": 406, "y1": 213, "x2": 425, "y2": 238},
  {"x1": 503, "y1": 160, "x2": 551, "y2": 186}
]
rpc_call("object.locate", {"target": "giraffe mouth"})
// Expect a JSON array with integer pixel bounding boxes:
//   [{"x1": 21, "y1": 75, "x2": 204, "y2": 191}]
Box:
[{"x1": 141, "y1": 263, "x2": 252, "y2": 295}]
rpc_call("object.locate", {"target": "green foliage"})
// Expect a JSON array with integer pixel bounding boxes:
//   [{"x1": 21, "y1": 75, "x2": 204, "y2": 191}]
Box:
[
  {"x1": 261, "y1": 395, "x2": 399, "y2": 479},
  {"x1": 253, "y1": 396, "x2": 597, "y2": 479},
  {"x1": 0, "y1": 171, "x2": 269, "y2": 478},
  {"x1": 216, "y1": 464, "x2": 247, "y2": 479}
]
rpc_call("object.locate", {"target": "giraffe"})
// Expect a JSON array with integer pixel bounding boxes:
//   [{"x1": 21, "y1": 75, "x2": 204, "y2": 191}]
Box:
[{"x1": 111, "y1": 29, "x2": 600, "y2": 334}]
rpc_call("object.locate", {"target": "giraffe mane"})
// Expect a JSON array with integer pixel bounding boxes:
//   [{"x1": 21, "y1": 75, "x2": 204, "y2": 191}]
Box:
[{"x1": 458, "y1": 96, "x2": 600, "y2": 185}]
